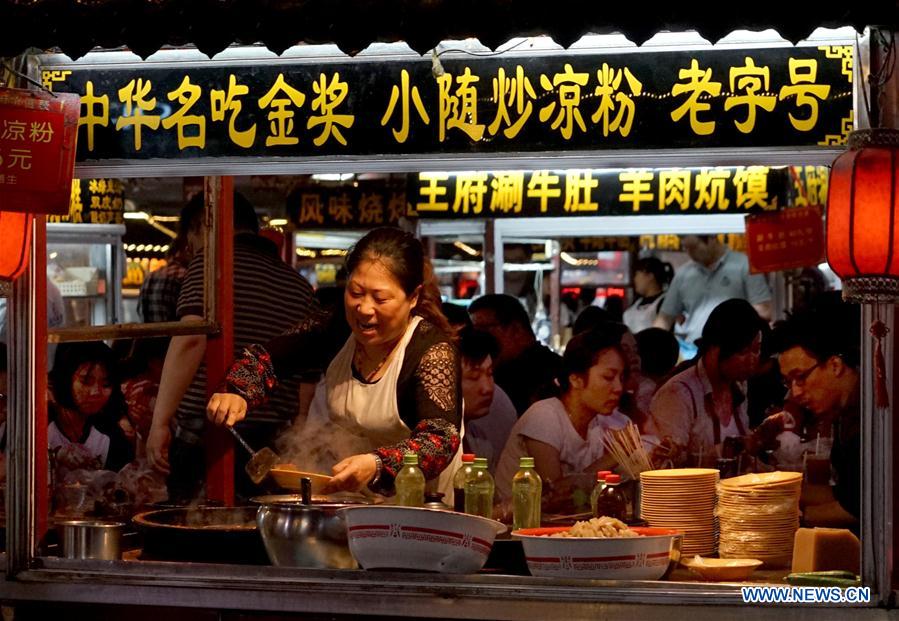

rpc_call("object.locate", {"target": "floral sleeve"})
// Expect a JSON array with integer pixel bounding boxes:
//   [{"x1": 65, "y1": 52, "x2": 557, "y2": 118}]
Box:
[
  {"x1": 224, "y1": 345, "x2": 278, "y2": 409},
  {"x1": 373, "y1": 418, "x2": 461, "y2": 490},
  {"x1": 222, "y1": 307, "x2": 340, "y2": 408}
]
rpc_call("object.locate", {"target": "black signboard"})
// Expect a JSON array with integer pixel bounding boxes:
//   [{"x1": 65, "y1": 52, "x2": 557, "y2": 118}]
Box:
[
  {"x1": 788, "y1": 164, "x2": 829, "y2": 207},
  {"x1": 47, "y1": 178, "x2": 125, "y2": 224},
  {"x1": 407, "y1": 166, "x2": 788, "y2": 218},
  {"x1": 286, "y1": 185, "x2": 408, "y2": 229},
  {"x1": 42, "y1": 45, "x2": 853, "y2": 163}
]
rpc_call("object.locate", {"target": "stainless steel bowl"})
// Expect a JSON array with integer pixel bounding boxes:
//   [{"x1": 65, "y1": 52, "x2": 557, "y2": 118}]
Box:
[
  {"x1": 256, "y1": 502, "x2": 358, "y2": 569},
  {"x1": 57, "y1": 520, "x2": 124, "y2": 560}
]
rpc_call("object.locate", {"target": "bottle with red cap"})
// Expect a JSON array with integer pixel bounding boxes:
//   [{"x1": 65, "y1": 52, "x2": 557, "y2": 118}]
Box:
[
  {"x1": 453, "y1": 454, "x2": 477, "y2": 512},
  {"x1": 590, "y1": 470, "x2": 613, "y2": 518},
  {"x1": 594, "y1": 474, "x2": 627, "y2": 521}
]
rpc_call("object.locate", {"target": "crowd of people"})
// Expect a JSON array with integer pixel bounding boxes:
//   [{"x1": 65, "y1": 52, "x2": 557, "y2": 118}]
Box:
[{"x1": 14, "y1": 193, "x2": 858, "y2": 531}]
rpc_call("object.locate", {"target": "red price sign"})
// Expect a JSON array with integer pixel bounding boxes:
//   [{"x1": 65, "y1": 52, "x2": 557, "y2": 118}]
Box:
[
  {"x1": 746, "y1": 206, "x2": 825, "y2": 274},
  {"x1": 0, "y1": 87, "x2": 80, "y2": 215}
]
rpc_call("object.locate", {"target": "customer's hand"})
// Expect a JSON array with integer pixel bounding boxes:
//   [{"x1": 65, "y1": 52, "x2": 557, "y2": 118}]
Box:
[
  {"x1": 325, "y1": 453, "x2": 379, "y2": 493},
  {"x1": 206, "y1": 393, "x2": 248, "y2": 427},
  {"x1": 146, "y1": 423, "x2": 172, "y2": 474}
]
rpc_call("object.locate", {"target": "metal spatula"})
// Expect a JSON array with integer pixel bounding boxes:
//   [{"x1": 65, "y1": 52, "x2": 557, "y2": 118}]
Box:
[{"x1": 226, "y1": 425, "x2": 280, "y2": 485}]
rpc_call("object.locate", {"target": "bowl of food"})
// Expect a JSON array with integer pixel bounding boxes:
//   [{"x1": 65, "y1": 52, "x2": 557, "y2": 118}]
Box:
[
  {"x1": 341, "y1": 505, "x2": 506, "y2": 574},
  {"x1": 681, "y1": 556, "x2": 763, "y2": 581},
  {"x1": 513, "y1": 517, "x2": 682, "y2": 580}
]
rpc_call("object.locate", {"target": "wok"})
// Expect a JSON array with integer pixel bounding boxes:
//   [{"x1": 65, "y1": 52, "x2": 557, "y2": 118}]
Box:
[{"x1": 132, "y1": 506, "x2": 269, "y2": 565}]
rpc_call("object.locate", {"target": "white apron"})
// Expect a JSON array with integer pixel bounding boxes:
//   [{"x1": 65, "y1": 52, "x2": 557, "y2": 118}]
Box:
[
  {"x1": 623, "y1": 296, "x2": 664, "y2": 335},
  {"x1": 314, "y1": 316, "x2": 463, "y2": 500}
]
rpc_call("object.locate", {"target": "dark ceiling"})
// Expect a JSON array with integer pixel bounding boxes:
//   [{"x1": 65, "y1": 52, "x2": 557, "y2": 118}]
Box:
[{"x1": 1, "y1": 0, "x2": 896, "y2": 61}]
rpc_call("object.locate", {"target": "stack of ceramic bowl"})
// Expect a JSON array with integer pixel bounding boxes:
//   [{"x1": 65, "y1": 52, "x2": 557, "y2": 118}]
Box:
[
  {"x1": 639, "y1": 468, "x2": 719, "y2": 556},
  {"x1": 716, "y1": 471, "x2": 802, "y2": 567}
]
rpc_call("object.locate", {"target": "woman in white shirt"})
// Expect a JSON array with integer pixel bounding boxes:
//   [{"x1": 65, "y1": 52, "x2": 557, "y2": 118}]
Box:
[
  {"x1": 495, "y1": 327, "x2": 628, "y2": 502},
  {"x1": 623, "y1": 257, "x2": 673, "y2": 335}
]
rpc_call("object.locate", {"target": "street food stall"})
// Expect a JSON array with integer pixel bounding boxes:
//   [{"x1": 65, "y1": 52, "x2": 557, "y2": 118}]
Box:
[{"x1": 0, "y1": 7, "x2": 896, "y2": 616}]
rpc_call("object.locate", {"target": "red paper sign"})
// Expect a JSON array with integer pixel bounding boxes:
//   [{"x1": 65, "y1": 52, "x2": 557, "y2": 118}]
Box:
[
  {"x1": 746, "y1": 206, "x2": 825, "y2": 274},
  {"x1": 0, "y1": 87, "x2": 80, "y2": 215}
]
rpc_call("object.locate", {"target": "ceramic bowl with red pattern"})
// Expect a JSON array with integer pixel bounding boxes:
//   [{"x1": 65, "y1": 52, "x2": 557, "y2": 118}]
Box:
[
  {"x1": 341, "y1": 506, "x2": 506, "y2": 573},
  {"x1": 512, "y1": 526, "x2": 683, "y2": 580}
]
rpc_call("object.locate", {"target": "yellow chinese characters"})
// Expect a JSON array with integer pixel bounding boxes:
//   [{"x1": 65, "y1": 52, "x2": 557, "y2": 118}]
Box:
[
  {"x1": 733, "y1": 166, "x2": 770, "y2": 209},
  {"x1": 591, "y1": 64, "x2": 643, "y2": 138},
  {"x1": 490, "y1": 172, "x2": 525, "y2": 213},
  {"x1": 0, "y1": 120, "x2": 25, "y2": 142},
  {"x1": 308, "y1": 72, "x2": 355, "y2": 147},
  {"x1": 619, "y1": 170, "x2": 654, "y2": 212},
  {"x1": 417, "y1": 172, "x2": 450, "y2": 212},
  {"x1": 29, "y1": 121, "x2": 54, "y2": 143},
  {"x1": 452, "y1": 172, "x2": 489, "y2": 214},
  {"x1": 328, "y1": 193, "x2": 354, "y2": 224},
  {"x1": 658, "y1": 170, "x2": 691, "y2": 211},
  {"x1": 358, "y1": 193, "x2": 386, "y2": 225},
  {"x1": 116, "y1": 78, "x2": 160, "y2": 151},
  {"x1": 778, "y1": 59, "x2": 831, "y2": 132},
  {"x1": 695, "y1": 168, "x2": 731, "y2": 210},
  {"x1": 381, "y1": 69, "x2": 430, "y2": 144},
  {"x1": 258, "y1": 73, "x2": 306, "y2": 147},
  {"x1": 563, "y1": 171, "x2": 598, "y2": 212},
  {"x1": 299, "y1": 194, "x2": 325, "y2": 225},
  {"x1": 724, "y1": 58, "x2": 776, "y2": 134},
  {"x1": 539, "y1": 64, "x2": 589, "y2": 140},
  {"x1": 527, "y1": 171, "x2": 562, "y2": 213},
  {"x1": 162, "y1": 76, "x2": 205, "y2": 150},
  {"x1": 211, "y1": 75, "x2": 257, "y2": 149},
  {"x1": 437, "y1": 68, "x2": 485, "y2": 142},
  {"x1": 489, "y1": 66, "x2": 536, "y2": 140},
  {"x1": 671, "y1": 59, "x2": 722, "y2": 136},
  {"x1": 79, "y1": 81, "x2": 109, "y2": 152}
]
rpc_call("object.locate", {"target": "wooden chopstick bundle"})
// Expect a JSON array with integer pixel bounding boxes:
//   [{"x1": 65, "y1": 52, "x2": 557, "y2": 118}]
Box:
[{"x1": 602, "y1": 422, "x2": 654, "y2": 479}]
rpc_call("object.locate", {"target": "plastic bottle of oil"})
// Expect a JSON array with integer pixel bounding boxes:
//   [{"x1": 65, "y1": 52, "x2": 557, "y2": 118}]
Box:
[
  {"x1": 464, "y1": 457, "x2": 494, "y2": 518},
  {"x1": 452, "y1": 453, "x2": 477, "y2": 512},
  {"x1": 395, "y1": 452, "x2": 425, "y2": 507},
  {"x1": 512, "y1": 457, "x2": 542, "y2": 530}
]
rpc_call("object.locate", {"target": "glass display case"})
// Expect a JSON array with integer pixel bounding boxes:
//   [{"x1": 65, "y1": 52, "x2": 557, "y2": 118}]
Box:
[{"x1": 46, "y1": 223, "x2": 125, "y2": 328}]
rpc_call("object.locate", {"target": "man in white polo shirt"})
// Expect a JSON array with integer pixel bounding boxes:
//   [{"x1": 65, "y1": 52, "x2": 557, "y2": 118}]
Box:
[{"x1": 654, "y1": 235, "x2": 772, "y2": 344}]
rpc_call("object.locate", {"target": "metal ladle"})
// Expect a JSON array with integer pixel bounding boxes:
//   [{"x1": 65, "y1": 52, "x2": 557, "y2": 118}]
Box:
[{"x1": 226, "y1": 425, "x2": 281, "y2": 485}]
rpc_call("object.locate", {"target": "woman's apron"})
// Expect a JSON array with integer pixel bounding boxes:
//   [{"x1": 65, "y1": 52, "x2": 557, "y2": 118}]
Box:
[{"x1": 312, "y1": 316, "x2": 462, "y2": 499}]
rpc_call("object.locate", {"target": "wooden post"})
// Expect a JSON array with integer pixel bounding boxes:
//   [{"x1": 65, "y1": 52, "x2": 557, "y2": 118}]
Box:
[{"x1": 203, "y1": 177, "x2": 234, "y2": 505}]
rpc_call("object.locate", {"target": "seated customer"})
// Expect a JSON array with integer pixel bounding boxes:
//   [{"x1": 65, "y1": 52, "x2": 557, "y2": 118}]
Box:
[
  {"x1": 469, "y1": 294, "x2": 562, "y2": 416},
  {"x1": 763, "y1": 299, "x2": 860, "y2": 526},
  {"x1": 494, "y1": 327, "x2": 629, "y2": 506},
  {"x1": 48, "y1": 342, "x2": 134, "y2": 474},
  {"x1": 649, "y1": 299, "x2": 763, "y2": 467},
  {"x1": 634, "y1": 327, "x2": 680, "y2": 416},
  {"x1": 459, "y1": 326, "x2": 517, "y2": 474}
]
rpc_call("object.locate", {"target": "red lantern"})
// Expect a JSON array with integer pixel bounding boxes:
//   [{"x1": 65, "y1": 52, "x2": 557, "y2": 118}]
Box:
[
  {"x1": 0, "y1": 210, "x2": 33, "y2": 280},
  {"x1": 827, "y1": 129, "x2": 899, "y2": 303}
]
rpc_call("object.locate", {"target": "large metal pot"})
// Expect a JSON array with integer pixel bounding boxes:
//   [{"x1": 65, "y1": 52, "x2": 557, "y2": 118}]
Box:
[
  {"x1": 132, "y1": 506, "x2": 268, "y2": 565},
  {"x1": 254, "y1": 497, "x2": 362, "y2": 569}
]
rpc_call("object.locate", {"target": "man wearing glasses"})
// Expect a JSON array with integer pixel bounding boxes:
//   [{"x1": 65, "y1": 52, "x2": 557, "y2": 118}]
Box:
[{"x1": 771, "y1": 298, "x2": 860, "y2": 528}]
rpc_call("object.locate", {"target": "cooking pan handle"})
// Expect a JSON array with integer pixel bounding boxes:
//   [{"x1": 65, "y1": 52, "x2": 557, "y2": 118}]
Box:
[{"x1": 300, "y1": 478, "x2": 312, "y2": 505}]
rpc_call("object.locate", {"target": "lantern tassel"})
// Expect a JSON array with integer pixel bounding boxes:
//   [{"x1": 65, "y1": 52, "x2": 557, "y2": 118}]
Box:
[{"x1": 871, "y1": 320, "x2": 890, "y2": 409}]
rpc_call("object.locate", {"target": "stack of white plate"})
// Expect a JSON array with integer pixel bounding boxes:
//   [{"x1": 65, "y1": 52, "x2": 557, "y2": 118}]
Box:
[
  {"x1": 716, "y1": 471, "x2": 802, "y2": 567},
  {"x1": 640, "y1": 468, "x2": 719, "y2": 556}
]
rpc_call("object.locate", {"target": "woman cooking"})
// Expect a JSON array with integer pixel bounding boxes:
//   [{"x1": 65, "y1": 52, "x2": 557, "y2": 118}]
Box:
[{"x1": 206, "y1": 228, "x2": 462, "y2": 497}]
